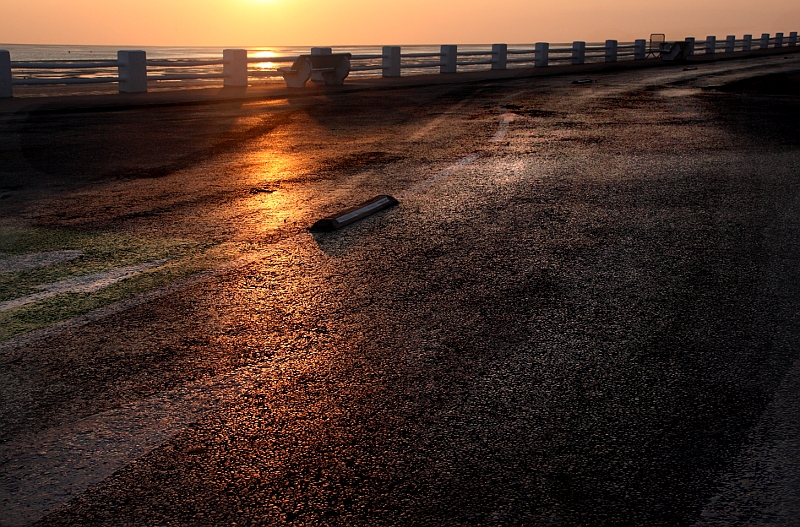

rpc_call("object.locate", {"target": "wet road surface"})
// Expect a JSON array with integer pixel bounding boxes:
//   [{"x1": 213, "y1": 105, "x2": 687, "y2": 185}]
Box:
[{"x1": 2, "y1": 55, "x2": 800, "y2": 525}]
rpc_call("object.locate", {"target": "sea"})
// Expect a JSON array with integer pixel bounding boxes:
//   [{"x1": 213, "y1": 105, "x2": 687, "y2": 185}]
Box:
[
  {"x1": 2, "y1": 42, "x2": 611, "y2": 96},
  {"x1": 0, "y1": 43, "x2": 549, "y2": 88}
]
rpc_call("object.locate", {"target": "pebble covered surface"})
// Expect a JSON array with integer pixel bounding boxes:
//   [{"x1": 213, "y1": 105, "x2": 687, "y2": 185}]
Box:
[{"x1": 1, "y1": 54, "x2": 800, "y2": 526}]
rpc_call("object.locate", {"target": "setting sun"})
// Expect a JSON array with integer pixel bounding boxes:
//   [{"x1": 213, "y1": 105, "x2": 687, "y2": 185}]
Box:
[{"x1": 1, "y1": 0, "x2": 798, "y2": 47}]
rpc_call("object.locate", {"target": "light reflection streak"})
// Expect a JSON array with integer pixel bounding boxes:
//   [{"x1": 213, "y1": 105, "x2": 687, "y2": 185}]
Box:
[
  {"x1": 225, "y1": 109, "x2": 373, "y2": 242},
  {"x1": 224, "y1": 139, "x2": 317, "y2": 241},
  {"x1": 250, "y1": 50, "x2": 279, "y2": 71}
]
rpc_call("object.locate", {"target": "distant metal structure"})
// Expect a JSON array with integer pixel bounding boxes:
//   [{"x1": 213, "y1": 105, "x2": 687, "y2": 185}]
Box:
[{"x1": 1, "y1": 30, "x2": 798, "y2": 97}]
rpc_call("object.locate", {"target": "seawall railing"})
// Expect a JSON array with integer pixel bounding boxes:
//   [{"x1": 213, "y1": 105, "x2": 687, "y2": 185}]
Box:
[{"x1": 1, "y1": 31, "x2": 798, "y2": 98}]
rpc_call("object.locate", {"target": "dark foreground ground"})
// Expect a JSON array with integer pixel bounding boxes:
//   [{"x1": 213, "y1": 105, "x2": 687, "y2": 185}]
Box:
[{"x1": 1, "y1": 55, "x2": 800, "y2": 526}]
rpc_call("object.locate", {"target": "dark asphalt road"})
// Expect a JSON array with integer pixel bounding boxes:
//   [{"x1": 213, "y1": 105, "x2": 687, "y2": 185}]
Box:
[{"x1": 2, "y1": 55, "x2": 800, "y2": 526}]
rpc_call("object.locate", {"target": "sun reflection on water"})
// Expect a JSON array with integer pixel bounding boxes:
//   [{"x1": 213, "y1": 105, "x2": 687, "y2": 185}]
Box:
[{"x1": 250, "y1": 50, "x2": 280, "y2": 71}]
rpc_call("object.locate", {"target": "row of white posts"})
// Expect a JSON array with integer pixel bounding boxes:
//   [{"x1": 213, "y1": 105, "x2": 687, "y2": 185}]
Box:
[
  {"x1": 376, "y1": 41, "x2": 633, "y2": 76},
  {"x1": 1, "y1": 32, "x2": 798, "y2": 97},
  {"x1": 1, "y1": 43, "x2": 639, "y2": 96},
  {"x1": 684, "y1": 32, "x2": 797, "y2": 54},
  {"x1": 0, "y1": 49, "x2": 249, "y2": 98}
]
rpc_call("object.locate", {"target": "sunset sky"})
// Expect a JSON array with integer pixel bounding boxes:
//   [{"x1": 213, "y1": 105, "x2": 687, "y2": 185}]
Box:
[{"x1": 2, "y1": 0, "x2": 800, "y2": 46}]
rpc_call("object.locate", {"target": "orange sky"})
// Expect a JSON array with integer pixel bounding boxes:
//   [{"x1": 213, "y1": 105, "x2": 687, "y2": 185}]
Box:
[{"x1": 2, "y1": 0, "x2": 799, "y2": 46}]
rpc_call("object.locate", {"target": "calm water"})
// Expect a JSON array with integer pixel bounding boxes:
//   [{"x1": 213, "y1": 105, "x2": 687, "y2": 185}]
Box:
[
  {"x1": 0, "y1": 44, "x2": 371, "y2": 62},
  {"x1": 0, "y1": 43, "x2": 548, "y2": 83},
  {"x1": 0, "y1": 44, "x2": 360, "y2": 84},
  {"x1": 0, "y1": 42, "x2": 596, "y2": 93}
]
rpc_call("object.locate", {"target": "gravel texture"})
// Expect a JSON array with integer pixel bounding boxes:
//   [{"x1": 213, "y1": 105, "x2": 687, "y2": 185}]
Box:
[{"x1": 1, "y1": 55, "x2": 799, "y2": 526}]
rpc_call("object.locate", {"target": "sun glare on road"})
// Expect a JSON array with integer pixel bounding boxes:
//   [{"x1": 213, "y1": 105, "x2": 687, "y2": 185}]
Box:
[{"x1": 231, "y1": 143, "x2": 316, "y2": 237}]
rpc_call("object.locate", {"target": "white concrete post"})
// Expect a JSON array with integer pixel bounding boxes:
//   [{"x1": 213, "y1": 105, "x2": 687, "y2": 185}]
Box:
[
  {"x1": 311, "y1": 47, "x2": 332, "y2": 55},
  {"x1": 760, "y1": 33, "x2": 770, "y2": 49},
  {"x1": 743, "y1": 34, "x2": 752, "y2": 51},
  {"x1": 634, "y1": 39, "x2": 646, "y2": 60},
  {"x1": 725, "y1": 35, "x2": 735, "y2": 53},
  {"x1": 775, "y1": 32, "x2": 784, "y2": 47},
  {"x1": 534, "y1": 42, "x2": 549, "y2": 67},
  {"x1": 440, "y1": 45, "x2": 457, "y2": 73},
  {"x1": 706, "y1": 36, "x2": 716, "y2": 55},
  {"x1": 0, "y1": 50, "x2": 11, "y2": 98},
  {"x1": 382, "y1": 46, "x2": 401, "y2": 77},
  {"x1": 572, "y1": 41, "x2": 586, "y2": 65},
  {"x1": 790, "y1": 32, "x2": 798, "y2": 46},
  {"x1": 685, "y1": 37, "x2": 695, "y2": 56},
  {"x1": 222, "y1": 49, "x2": 248, "y2": 87},
  {"x1": 491, "y1": 44, "x2": 507, "y2": 70},
  {"x1": 605, "y1": 40, "x2": 618, "y2": 62},
  {"x1": 118, "y1": 50, "x2": 147, "y2": 93}
]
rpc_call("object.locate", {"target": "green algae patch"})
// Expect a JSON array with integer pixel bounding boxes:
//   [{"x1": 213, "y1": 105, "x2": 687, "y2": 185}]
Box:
[{"x1": 0, "y1": 227, "x2": 241, "y2": 341}]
